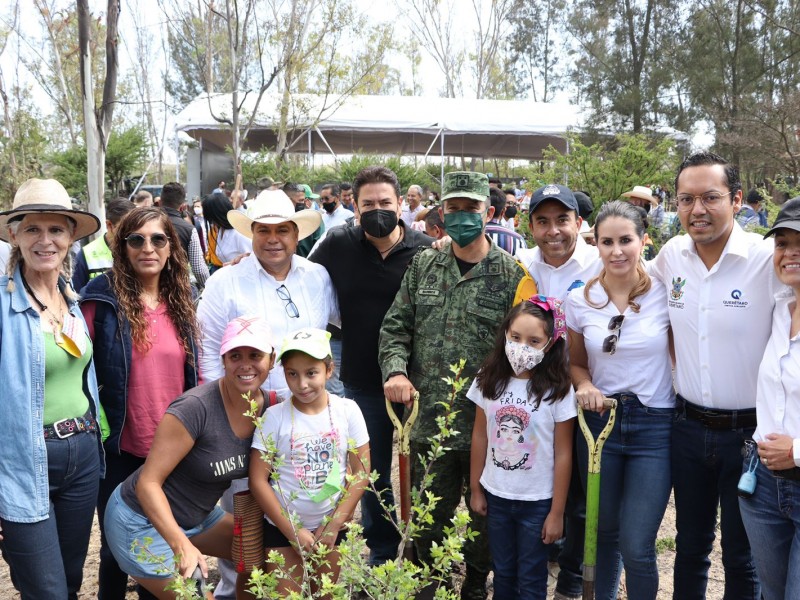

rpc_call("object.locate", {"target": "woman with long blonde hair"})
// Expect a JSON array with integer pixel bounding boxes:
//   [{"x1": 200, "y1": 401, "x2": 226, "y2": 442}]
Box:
[
  {"x1": 80, "y1": 206, "x2": 200, "y2": 599},
  {"x1": 565, "y1": 200, "x2": 674, "y2": 600}
]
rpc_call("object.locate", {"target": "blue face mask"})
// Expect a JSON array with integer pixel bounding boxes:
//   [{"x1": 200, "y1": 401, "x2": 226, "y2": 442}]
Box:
[{"x1": 444, "y1": 210, "x2": 486, "y2": 247}]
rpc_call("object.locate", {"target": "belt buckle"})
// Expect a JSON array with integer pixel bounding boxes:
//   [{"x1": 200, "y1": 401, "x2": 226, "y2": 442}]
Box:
[{"x1": 53, "y1": 418, "x2": 76, "y2": 439}]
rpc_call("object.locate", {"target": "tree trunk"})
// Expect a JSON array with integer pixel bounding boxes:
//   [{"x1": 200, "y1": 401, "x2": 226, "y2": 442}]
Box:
[{"x1": 78, "y1": 0, "x2": 119, "y2": 231}]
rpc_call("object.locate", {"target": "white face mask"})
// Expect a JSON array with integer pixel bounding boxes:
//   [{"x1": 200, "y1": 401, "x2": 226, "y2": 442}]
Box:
[
  {"x1": 193, "y1": 206, "x2": 203, "y2": 216},
  {"x1": 504, "y1": 339, "x2": 547, "y2": 376}
]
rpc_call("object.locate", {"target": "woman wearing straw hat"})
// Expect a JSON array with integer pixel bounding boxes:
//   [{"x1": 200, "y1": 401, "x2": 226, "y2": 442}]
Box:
[{"x1": 0, "y1": 178, "x2": 104, "y2": 599}]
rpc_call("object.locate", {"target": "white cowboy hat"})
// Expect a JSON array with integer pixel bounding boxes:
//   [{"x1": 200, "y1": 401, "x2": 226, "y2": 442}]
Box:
[
  {"x1": 0, "y1": 178, "x2": 101, "y2": 242},
  {"x1": 621, "y1": 185, "x2": 658, "y2": 207},
  {"x1": 227, "y1": 189, "x2": 321, "y2": 241}
]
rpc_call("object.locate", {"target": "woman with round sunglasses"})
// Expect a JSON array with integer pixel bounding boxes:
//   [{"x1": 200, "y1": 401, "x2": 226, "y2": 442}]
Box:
[
  {"x1": 0, "y1": 179, "x2": 103, "y2": 599},
  {"x1": 80, "y1": 206, "x2": 200, "y2": 600},
  {"x1": 564, "y1": 200, "x2": 674, "y2": 600}
]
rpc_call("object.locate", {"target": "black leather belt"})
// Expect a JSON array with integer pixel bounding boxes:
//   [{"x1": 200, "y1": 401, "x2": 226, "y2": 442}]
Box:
[
  {"x1": 773, "y1": 468, "x2": 800, "y2": 482},
  {"x1": 679, "y1": 395, "x2": 757, "y2": 430}
]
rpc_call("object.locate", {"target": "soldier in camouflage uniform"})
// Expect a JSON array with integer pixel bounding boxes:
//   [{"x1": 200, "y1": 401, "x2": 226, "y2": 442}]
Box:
[{"x1": 379, "y1": 171, "x2": 537, "y2": 599}]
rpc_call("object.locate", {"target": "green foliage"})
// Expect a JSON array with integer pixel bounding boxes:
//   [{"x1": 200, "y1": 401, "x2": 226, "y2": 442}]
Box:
[
  {"x1": 655, "y1": 536, "x2": 676, "y2": 554},
  {"x1": 0, "y1": 96, "x2": 49, "y2": 210},
  {"x1": 50, "y1": 146, "x2": 88, "y2": 200},
  {"x1": 541, "y1": 133, "x2": 680, "y2": 220},
  {"x1": 240, "y1": 151, "x2": 456, "y2": 194},
  {"x1": 49, "y1": 126, "x2": 149, "y2": 199},
  {"x1": 105, "y1": 127, "x2": 148, "y2": 195}
]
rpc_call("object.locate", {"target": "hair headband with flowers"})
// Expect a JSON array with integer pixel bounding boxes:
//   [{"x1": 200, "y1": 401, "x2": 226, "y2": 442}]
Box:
[{"x1": 527, "y1": 294, "x2": 567, "y2": 342}]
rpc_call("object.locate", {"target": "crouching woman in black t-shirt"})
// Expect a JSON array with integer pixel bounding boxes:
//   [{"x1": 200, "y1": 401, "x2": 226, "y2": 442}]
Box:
[{"x1": 103, "y1": 315, "x2": 275, "y2": 599}]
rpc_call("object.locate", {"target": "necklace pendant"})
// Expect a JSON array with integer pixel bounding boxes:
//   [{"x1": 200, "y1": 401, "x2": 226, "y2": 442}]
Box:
[{"x1": 53, "y1": 323, "x2": 65, "y2": 344}]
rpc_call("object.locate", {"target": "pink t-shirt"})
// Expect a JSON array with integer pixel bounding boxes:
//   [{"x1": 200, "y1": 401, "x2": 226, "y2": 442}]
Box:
[{"x1": 82, "y1": 302, "x2": 186, "y2": 457}]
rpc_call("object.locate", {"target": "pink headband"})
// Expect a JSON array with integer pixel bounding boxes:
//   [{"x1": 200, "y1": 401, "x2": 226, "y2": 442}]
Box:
[{"x1": 527, "y1": 294, "x2": 567, "y2": 342}]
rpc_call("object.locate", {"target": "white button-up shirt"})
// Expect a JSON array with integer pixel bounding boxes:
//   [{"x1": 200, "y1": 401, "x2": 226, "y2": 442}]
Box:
[
  {"x1": 755, "y1": 289, "x2": 800, "y2": 446},
  {"x1": 322, "y1": 205, "x2": 354, "y2": 231},
  {"x1": 516, "y1": 236, "x2": 601, "y2": 299},
  {"x1": 197, "y1": 253, "x2": 340, "y2": 399},
  {"x1": 650, "y1": 223, "x2": 778, "y2": 409}
]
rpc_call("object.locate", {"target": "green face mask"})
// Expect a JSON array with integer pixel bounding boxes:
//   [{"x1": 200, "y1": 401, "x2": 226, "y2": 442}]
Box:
[{"x1": 444, "y1": 210, "x2": 486, "y2": 247}]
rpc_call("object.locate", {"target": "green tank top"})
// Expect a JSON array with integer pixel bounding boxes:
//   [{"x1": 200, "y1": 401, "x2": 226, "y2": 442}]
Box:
[{"x1": 43, "y1": 332, "x2": 92, "y2": 425}]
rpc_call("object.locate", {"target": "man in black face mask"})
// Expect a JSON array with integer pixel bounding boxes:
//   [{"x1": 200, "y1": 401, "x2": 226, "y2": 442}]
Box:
[
  {"x1": 319, "y1": 183, "x2": 355, "y2": 231},
  {"x1": 308, "y1": 166, "x2": 433, "y2": 566}
]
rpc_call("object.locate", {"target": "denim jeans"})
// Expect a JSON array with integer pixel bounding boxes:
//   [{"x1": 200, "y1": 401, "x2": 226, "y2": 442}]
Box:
[
  {"x1": 344, "y1": 383, "x2": 402, "y2": 564},
  {"x1": 326, "y1": 338, "x2": 345, "y2": 397},
  {"x1": 0, "y1": 432, "x2": 100, "y2": 600},
  {"x1": 577, "y1": 396, "x2": 672, "y2": 600},
  {"x1": 555, "y1": 430, "x2": 585, "y2": 597},
  {"x1": 671, "y1": 417, "x2": 759, "y2": 600},
  {"x1": 739, "y1": 461, "x2": 800, "y2": 600},
  {"x1": 485, "y1": 491, "x2": 551, "y2": 600},
  {"x1": 96, "y1": 450, "x2": 150, "y2": 600}
]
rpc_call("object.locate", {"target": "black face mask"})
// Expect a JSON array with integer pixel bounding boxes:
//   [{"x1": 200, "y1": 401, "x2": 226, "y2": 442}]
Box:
[
  {"x1": 360, "y1": 209, "x2": 398, "y2": 238},
  {"x1": 294, "y1": 203, "x2": 306, "y2": 212},
  {"x1": 322, "y1": 201, "x2": 337, "y2": 213}
]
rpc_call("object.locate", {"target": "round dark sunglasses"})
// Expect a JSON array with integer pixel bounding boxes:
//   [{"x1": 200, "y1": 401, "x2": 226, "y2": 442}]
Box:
[{"x1": 124, "y1": 233, "x2": 169, "y2": 249}]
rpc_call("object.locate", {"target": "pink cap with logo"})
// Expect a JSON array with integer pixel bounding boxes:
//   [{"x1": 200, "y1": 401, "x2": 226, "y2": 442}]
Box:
[{"x1": 219, "y1": 315, "x2": 274, "y2": 356}]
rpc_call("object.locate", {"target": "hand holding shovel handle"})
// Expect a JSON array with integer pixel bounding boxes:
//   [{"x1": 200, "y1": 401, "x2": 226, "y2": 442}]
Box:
[
  {"x1": 578, "y1": 397, "x2": 618, "y2": 600},
  {"x1": 386, "y1": 392, "x2": 419, "y2": 561}
]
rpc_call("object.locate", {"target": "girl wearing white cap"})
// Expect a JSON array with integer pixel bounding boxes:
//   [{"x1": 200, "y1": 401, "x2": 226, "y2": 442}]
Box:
[{"x1": 249, "y1": 327, "x2": 369, "y2": 596}]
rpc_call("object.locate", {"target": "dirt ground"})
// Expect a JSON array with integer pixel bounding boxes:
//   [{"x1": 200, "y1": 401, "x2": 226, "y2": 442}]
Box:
[{"x1": 0, "y1": 489, "x2": 726, "y2": 600}]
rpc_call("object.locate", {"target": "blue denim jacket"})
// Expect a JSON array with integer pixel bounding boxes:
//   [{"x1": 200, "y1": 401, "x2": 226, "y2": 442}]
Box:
[{"x1": 0, "y1": 266, "x2": 104, "y2": 523}]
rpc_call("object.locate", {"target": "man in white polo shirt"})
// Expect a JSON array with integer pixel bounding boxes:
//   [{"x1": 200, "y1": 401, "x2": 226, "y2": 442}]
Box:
[
  {"x1": 516, "y1": 184, "x2": 600, "y2": 298},
  {"x1": 516, "y1": 183, "x2": 600, "y2": 600},
  {"x1": 650, "y1": 151, "x2": 777, "y2": 600}
]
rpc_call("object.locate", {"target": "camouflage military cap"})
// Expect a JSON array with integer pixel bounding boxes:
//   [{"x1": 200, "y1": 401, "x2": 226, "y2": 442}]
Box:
[{"x1": 441, "y1": 171, "x2": 490, "y2": 203}]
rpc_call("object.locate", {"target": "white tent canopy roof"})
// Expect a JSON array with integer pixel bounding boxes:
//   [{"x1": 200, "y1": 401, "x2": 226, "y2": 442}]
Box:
[{"x1": 174, "y1": 92, "x2": 583, "y2": 159}]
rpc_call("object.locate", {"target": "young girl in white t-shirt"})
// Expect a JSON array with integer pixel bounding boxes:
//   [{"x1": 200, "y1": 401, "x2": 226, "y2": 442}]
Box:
[
  {"x1": 468, "y1": 296, "x2": 576, "y2": 600},
  {"x1": 249, "y1": 328, "x2": 370, "y2": 596}
]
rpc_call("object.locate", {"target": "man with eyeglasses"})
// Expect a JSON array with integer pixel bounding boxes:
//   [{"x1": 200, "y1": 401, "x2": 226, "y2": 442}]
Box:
[
  {"x1": 196, "y1": 188, "x2": 339, "y2": 600},
  {"x1": 319, "y1": 183, "x2": 354, "y2": 230},
  {"x1": 649, "y1": 151, "x2": 778, "y2": 600}
]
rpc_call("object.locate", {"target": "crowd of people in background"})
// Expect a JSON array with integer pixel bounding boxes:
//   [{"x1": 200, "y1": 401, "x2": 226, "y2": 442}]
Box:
[{"x1": 1, "y1": 153, "x2": 799, "y2": 600}]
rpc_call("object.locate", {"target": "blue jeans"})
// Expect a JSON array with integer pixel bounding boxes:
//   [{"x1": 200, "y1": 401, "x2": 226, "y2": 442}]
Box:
[
  {"x1": 672, "y1": 417, "x2": 759, "y2": 599},
  {"x1": 485, "y1": 491, "x2": 550, "y2": 600},
  {"x1": 0, "y1": 432, "x2": 100, "y2": 600},
  {"x1": 326, "y1": 338, "x2": 345, "y2": 397},
  {"x1": 556, "y1": 430, "x2": 585, "y2": 597},
  {"x1": 344, "y1": 383, "x2": 402, "y2": 563},
  {"x1": 104, "y1": 486, "x2": 226, "y2": 579},
  {"x1": 96, "y1": 450, "x2": 152, "y2": 600},
  {"x1": 739, "y1": 461, "x2": 800, "y2": 600},
  {"x1": 577, "y1": 396, "x2": 672, "y2": 600}
]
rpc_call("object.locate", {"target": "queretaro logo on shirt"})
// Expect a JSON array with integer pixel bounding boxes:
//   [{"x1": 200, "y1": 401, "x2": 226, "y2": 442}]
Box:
[
  {"x1": 668, "y1": 276, "x2": 687, "y2": 308},
  {"x1": 723, "y1": 289, "x2": 749, "y2": 308}
]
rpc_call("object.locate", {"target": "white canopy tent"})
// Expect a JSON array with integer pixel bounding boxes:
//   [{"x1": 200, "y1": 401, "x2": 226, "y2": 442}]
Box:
[{"x1": 174, "y1": 93, "x2": 582, "y2": 176}]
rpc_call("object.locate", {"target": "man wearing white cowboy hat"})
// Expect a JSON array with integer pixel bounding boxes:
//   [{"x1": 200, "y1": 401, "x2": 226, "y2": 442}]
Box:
[
  {"x1": 197, "y1": 188, "x2": 339, "y2": 397},
  {"x1": 196, "y1": 188, "x2": 340, "y2": 600},
  {"x1": 622, "y1": 184, "x2": 666, "y2": 238}
]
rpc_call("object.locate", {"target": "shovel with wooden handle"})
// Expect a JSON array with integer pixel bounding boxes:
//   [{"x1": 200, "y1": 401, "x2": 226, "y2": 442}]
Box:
[
  {"x1": 386, "y1": 391, "x2": 419, "y2": 561},
  {"x1": 578, "y1": 397, "x2": 618, "y2": 600}
]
